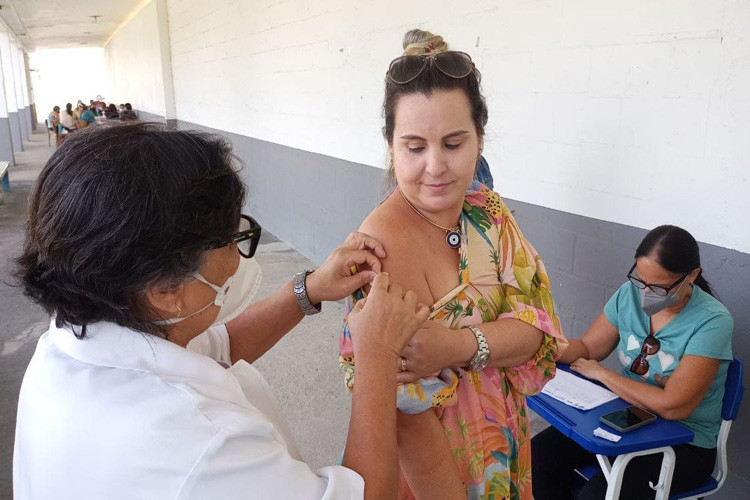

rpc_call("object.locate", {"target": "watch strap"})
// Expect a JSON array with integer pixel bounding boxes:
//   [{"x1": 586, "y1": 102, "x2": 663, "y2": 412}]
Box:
[
  {"x1": 293, "y1": 270, "x2": 321, "y2": 315},
  {"x1": 468, "y1": 325, "x2": 490, "y2": 372}
]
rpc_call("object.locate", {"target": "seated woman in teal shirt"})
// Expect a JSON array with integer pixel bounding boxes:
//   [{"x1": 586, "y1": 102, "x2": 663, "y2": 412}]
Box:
[
  {"x1": 532, "y1": 225, "x2": 733, "y2": 500},
  {"x1": 78, "y1": 105, "x2": 96, "y2": 125}
]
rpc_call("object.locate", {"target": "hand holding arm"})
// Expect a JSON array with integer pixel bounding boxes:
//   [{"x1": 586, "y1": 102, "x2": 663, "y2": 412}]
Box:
[
  {"x1": 226, "y1": 232, "x2": 385, "y2": 364},
  {"x1": 397, "y1": 318, "x2": 543, "y2": 383}
]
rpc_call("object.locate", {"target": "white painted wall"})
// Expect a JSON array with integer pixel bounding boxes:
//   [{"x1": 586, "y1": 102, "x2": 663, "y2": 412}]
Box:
[
  {"x1": 18, "y1": 48, "x2": 30, "y2": 107},
  {"x1": 9, "y1": 41, "x2": 25, "y2": 111},
  {"x1": 0, "y1": 31, "x2": 17, "y2": 114},
  {"x1": 105, "y1": 0, "x2": 174, "y2": 118},
  {"x1": 28, "y1": 48, "x2": 106, "y2": 122},
  {"x1": 162, "y1": 0, "x2": 749, "y2": 253}
]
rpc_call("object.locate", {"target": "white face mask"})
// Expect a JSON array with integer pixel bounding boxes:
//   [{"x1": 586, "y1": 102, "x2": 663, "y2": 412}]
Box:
[{"x1": 155, "y1": 258, "x2": 262, "y2": 326}]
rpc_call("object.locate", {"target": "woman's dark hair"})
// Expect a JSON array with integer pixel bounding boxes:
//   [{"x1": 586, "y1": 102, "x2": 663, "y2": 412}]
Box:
[
  {"x1": 65, "y1": 103, "x2": 72, "y2": 116},
  {"x1": 635, "y1": 225, "x2": 713, "y2": 296},
  {"x1": 53, "y1": 106, "x2": 60, "y2": 112},
  {"x1": 125, "y1": 103, "x2": 133, "y2": 110},
  {"x1": 14, "y1": 122, "x2": 246, "y2": 338},
  {"x1": 383, "y1": 29, "x2": 488, "y2": 145},
  {"x1": 107, "y1": 103, "x2": 117, "y2": 112}
]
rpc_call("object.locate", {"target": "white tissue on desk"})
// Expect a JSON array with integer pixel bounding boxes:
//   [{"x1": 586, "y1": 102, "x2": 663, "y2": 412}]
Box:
[{"x1": 594, "y1": 427, "x2": 622, "y2": 442}]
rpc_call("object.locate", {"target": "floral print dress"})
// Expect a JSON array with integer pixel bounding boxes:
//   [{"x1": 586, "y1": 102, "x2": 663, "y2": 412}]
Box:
[{"x1": 340, "y1": 182, "x2": 567, "y2": 500}]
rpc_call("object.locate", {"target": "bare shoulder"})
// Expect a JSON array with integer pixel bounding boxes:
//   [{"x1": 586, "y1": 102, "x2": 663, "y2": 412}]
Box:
[{"x1": 358, "y1": 195, "x2": 431, "y2": 300}]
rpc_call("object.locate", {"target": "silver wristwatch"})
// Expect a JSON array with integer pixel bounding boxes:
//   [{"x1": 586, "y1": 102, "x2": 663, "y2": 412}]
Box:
[
  {"x1": 468, "y1": 325, "x2": 490, "y2": 372},
  {"x1": 293, "y1": 270, "x2": 321, "y2": 315}
]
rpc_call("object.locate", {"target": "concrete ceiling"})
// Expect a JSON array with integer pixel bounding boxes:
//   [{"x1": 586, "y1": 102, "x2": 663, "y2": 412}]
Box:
[{"x1": 0, "y1": 0, "x2": 143, "y2": 50}]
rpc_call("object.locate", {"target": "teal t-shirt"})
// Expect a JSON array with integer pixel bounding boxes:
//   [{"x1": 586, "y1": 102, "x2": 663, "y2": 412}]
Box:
[{"x1": 603, "y1": 282, "x2": 733, "y2": 448}]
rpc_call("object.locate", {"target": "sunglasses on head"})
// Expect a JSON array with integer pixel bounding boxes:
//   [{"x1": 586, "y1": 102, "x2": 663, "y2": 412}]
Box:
[
  {"x1": 387, "y1": 51, "x2": 476, "y2": 85},
  {"x1": 630, "y1": 334, "x2": 660, "y2": 375},
  {"x1": 206, "y1": 214, "x2": 262, "y2": 259}
]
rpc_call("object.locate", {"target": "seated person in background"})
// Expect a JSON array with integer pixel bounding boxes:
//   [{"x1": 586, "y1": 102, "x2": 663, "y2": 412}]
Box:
[
  {"x1": 73, "y1": 100, "x2": 85, "y2": 120},
  {"x1": 78, "y1": 105, "x2": 96, "y2": 126},
  {"x1": 532, "y1": 225, "x2": 733, "y2": 500},
  {"x1": 93, "y1": 95, "x2": 106, "y2": 112},
  {"x1": 474, "y1": 155, "x2": 494, "y2": 190},
  {"x1": 59, "y1": 103, "x2": 77, "y2": 132},
  {"x1": 120, "y1": 103, "x2": 138, "y2": 121},
  {"x1": 47, "y1": 106, "x2": 60, "y2": 129},
  {"x1": 104, "y1": 104, "x2": 119, "y2": 120}
]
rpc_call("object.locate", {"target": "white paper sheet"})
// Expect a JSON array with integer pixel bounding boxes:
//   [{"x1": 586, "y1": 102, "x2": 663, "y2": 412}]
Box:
[{"x1": 541, "y1": 369, "x2": 618, "y2": 410}]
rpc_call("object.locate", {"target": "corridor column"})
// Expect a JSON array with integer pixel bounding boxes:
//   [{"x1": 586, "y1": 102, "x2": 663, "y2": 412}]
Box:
[
  {"x1": 9, "y1": 40, "x2": 27, "y2": 142},
  {"x1": 0, "y1": 31, "x2": 21, "y2": 153},
  {"x1": 23, "y1": 52, "x2": 36, "y2": 131},
  {"x1": 0, "y1": 49, "x2": 15, "y2": 166}
]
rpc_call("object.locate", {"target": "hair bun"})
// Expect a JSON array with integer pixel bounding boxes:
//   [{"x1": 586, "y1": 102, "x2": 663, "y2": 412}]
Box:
[{"x1": 402, "y1": 29, "x2": 449, "y2": 56}]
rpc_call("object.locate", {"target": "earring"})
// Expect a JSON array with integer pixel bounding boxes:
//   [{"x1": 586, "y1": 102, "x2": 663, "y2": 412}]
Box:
[{"x1": 176, "y1": 305, "x2": 182, "y2": 317}]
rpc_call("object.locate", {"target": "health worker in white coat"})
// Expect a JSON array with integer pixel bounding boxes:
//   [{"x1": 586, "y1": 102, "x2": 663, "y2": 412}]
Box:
[{"x1": 13, "y1": 123, "x2": 429, "y2": 499}]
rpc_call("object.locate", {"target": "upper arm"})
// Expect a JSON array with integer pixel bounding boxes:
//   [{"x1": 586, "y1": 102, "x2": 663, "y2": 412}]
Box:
[
  {"x1": 661, "y1": 355, "x2": 721, "y2": 419},
  {"x1": 358, "y1": 213, "x2": 432, "y2": 304},
  {"x1": 579, "y1": 312, "x2": 620, "y2": 361}
]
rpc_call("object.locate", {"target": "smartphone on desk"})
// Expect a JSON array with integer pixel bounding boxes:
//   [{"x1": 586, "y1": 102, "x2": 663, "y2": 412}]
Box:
[{"x1": 600, "y1": 405, "x2": 657, "y2": 433}]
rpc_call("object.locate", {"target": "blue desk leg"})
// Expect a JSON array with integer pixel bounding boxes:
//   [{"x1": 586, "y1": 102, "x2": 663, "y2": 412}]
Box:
[
  {"x1": 1, "y1": 173, "x2": 8, "y2": 193},
  {"x1": 597, "y1": 447, "x2": 676, "y2": 500}
]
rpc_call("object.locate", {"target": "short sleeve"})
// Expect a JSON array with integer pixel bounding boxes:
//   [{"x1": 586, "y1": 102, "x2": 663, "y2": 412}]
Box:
[
  {"x1": 179, "y1": 419, "x2": 364, "y2": 499},
  {"x1": 684, "y1": 312, "x2": 734, "y2": 361},
  {"x1": 603, "y1": 283, "x2": 630, "y2": 328}
]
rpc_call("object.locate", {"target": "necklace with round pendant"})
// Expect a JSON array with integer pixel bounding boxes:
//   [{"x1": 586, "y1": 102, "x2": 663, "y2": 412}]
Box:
[
  {"x1": 445, "y1": 229, "x2": 461, "y2": 248},
  {"x1": 399, "y1": 190, "x2": 462, "y2": 249}
]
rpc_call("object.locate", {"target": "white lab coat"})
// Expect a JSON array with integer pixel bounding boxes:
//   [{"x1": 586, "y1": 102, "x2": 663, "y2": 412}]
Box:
[{"x1": 13, "y1": 319, "x2": 363, "y2": 499}]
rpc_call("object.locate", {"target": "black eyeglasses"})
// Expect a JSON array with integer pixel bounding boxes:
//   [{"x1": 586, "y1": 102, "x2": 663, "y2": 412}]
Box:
[
  {"x1": 630, "y1": 334, "x2": 660, "y2": 375},
  {"x1": 627, "y1": 263, "x2": 688, "y2": 297},
  {"x1": 207, "y1": 214, "x2": 262, "y2": 258},
  {"x1": 387, "y1": 51, "x2": 475, "y2": 85}
]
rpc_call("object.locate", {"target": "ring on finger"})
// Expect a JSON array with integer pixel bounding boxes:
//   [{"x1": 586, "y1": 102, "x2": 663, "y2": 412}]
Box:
[{"x1": 400, "y1": 357, "x2": 407, "y2": 372}]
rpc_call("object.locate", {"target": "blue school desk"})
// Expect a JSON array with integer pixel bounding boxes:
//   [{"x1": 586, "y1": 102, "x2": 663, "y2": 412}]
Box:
[{"x1": 528, "y1": 364, "x2": 694, "y2": 500}]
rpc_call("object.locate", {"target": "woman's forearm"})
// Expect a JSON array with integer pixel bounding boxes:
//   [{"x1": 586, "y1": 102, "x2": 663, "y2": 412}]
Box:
[
  {"x1": 558, "y1": 338, "x2": 590, "y2": 364},
  {"x1": 342, "y1": 351, "x2": 400, "y2": 499},
  {"x1": 597, "y1": 369, "x2": 677, "y2": 418},
  {"x1": 450, "y1": 318, "x2": 544, "y2": 369},
  {"x1": 226, "y1": 280, "x2": 305, "y2": 364}
]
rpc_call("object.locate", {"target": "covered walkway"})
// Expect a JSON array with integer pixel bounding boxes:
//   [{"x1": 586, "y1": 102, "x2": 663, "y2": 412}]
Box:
[{"x1": 1, "y1": 1, "x2": 748, "y2": 498}]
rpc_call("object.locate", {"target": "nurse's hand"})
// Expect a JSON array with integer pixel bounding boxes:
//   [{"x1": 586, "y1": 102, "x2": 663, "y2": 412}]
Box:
[
  {"x1": 305, "y1": 231, "x2": 386, "y2": 304},
  {"x1": 347, "y1": 273, "x2": 430, "y2": 362}
]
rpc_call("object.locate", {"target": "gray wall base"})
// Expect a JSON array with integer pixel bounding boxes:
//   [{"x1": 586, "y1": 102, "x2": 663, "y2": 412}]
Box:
[
  {"x1": 174, "y1": 119, "x2": 383, "y2": 267},
  {"x1": 0, "y1": 117, "x2": 14, "y2": 165},
  {"x1": 24, "y1": 106, "x2": 33, "y2": 136},
  {"x1": 29, "y1": 104, "x2": 37, "y2": 131},
  {"x1": 171, "y1": 118, "x2": 749, "y2": 499},
  {"x1": 18, "y1": 109, "x2": 28, "y2": 142},
  {"x1": 8, "y1": 112, "x2": 22, "y2": 153},
  {"x1": 136, "y1": 110, "x2": 167, "y2": 124}
]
